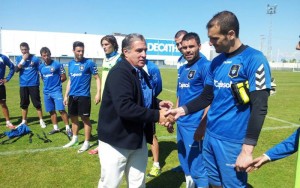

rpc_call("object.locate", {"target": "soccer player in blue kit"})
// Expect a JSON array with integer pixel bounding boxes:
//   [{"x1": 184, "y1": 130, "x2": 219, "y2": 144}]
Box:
[
  {"x1": 15, "y1": 42, "x2": 47, "y2": 128},
  {"x1": 170, "y1": 11, "x2": 272, "y2": 187},
  {"x1": 39, "y1": 47, "x2": 71, "y2": 135},
  {"x1": 144, "y1": 59, "x2": 164, "y2": 177},
  {"x1": 63, "y1": 41, "x2": 101, "y2": 153},
  {"x1": 0, "y1": 54, "x2": 15, "y2": 128},
  {"x1": 174, "y1": 32, "x2": 210, "y2": 188}
]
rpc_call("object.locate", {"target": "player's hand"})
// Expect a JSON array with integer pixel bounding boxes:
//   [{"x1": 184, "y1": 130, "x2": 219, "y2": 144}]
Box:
[
  {"x1": 159, "y1": 108, "x2": 174, "y2": 126},
  {"x1": 22, "y1": 53, "x2": 29, "y2": 60},
  {"x1": 94, "y1": 93, "x2": 101, "y2": 105},
  {"x1": 159, "y1": 100, "x2": 173, "y2": 110},
  {"x1": 63, "y1": 96, "x2": 68, "y2": 106},
  {"x1": 235, "y1": 144, "x2": 254, "y2": 172},
  {"x1": 247, "y1": 155, "x2": 270, "y2": 173},
  {"x1": 166, "y1": 107, "x2": 186, "y2": 120},
  {"x1": 166, "y1": 124, "x2": 174, "y2": 133}
]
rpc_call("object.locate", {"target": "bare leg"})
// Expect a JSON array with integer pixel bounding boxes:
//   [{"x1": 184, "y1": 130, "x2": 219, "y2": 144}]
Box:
[
  {"x1": 21, "y1": 108, "x2": 28, "y2": 123},
  {"x1": 70, "y1": 115, "x2": 79, "y2": 136},
  {"x1": 36, "y1": 108, "x2": 44, "y2": 120},
  {"x1": 50, "y1": 111, "x2": 58, "y2": 125},
  {"x1": 0, "y1": 101, "x2": 10, "y2": 121},
  {"x1": 81, "y1": 116, "x2": 91, "y2": 141},
  {"x1": 151, "y1": 135, "x2": 159, "y2": 163},
  {"x1": 59, "y1": 110, "x2": 69, "y2": 126}
]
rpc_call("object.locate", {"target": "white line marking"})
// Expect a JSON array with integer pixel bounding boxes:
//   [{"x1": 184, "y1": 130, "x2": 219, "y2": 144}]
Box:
[
  {"x1": 1, "y1": 116, "x2": 299, "y2": 156},
  {"x1": 163, "y1": 88, "x2": 176, "y2": 93}
]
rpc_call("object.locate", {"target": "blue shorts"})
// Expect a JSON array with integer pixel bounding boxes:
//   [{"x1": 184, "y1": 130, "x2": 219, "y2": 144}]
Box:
[
  {"x1": 203, "y1": 132, "x2": 247, "y2": 187},
  {"x1": 43, "y1": 91, "x2": 65, "y2": 112},
  {"x1": 177, "y1": 124, "x2": 208, "y2": 187}
]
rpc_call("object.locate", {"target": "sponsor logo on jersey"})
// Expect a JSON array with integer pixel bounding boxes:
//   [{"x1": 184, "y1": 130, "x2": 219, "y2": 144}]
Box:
[
  {"x1": 43, "y1": 73, "x2": 53, "y2": 78},
  {"x1": 188, "y1": 70, "x2": 196, "y2": 79},
  {"x1": 178, "y1": 82, "x2": 190, "y2": 89},
  {"x1": 214, "y1": 80, "x2": 232, "y2": 88},
  {"x1": 70, "y1": 73, "x2": 82, "y2": 77},
  {"x1": 228, "y1": 64, "x2": 240, "y2": 78},
  {"x1": 224, "y1": 60, "x2": 232, "y2": 64}
]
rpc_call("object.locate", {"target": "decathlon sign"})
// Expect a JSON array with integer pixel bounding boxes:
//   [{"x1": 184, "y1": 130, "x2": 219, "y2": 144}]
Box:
[{"x1": 146, "y1": 39, "x2": 181, "y2": 56}]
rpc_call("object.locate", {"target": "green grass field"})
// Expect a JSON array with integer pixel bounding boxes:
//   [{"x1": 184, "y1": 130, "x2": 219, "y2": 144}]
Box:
[{"x1": 0, "y1": 68, "x2": 299, "y2": 188}]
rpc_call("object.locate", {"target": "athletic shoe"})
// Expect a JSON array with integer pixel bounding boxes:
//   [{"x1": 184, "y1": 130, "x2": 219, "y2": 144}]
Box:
[
  {"x1": 40, "y1": 121, "x2": 46, "y2": 128},
  {"x1": 66, "y1": 129, "x2": 73, "y2": 137},
  {"x1": 63, "y1": 140, "x2": 79, "y2": 148},
  {"x1": 6, "y1": 122, "x2": 16, "y2": 129},
  {"x1": 78, "y1": 143, "x2": 90, "y2": 153},
  {"x1": 147, "y1": 166, "x2": 161, "y2": 178},
  {"x1": 48, "y1": 129, "x2": 60, "y2": 135},
  {"x1": 171, "y1": 165, "x2": 183, "y2": 173}
]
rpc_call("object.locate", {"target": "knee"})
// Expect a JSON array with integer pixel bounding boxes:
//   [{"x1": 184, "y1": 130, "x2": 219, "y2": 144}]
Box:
[
  {"x1": 34, "y1": 104, "x2": 41, "y2": 110},
  {"x1": 20, "y1": 104, "x2": 28, "y2": 109}
]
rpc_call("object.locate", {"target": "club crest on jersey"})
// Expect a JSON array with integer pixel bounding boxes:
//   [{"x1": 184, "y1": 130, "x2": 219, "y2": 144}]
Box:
[
  {"x1": 79, "y1": 65, "x2": 84, "y2": 71},
  {"x1": 228, "y1": 65, "x2": 240, "y2": 78},
  {"x1": 50, "y1": 67, "x2": 55, "y2": 72},
  {"x1": 188, "y1": 70, "x2": 196, "y2": 79}
]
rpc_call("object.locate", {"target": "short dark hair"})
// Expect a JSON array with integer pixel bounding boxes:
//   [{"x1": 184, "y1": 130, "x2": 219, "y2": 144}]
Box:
[
  {"x1": 73, "y1": 41, "x2": 84, "y2": 50},
  {"x1": 182, "y1": 32, "x2": 201, "y2": 45},
  {"x1": 101, "y1": 35, "x2": 119, "y2": 51},
  {"x1": 20, "y1": 42, "x2": 29, "y2": 49},
  {"x1": 174, "y1": 30, "x2": 188, "y2": 39},
  {"x1": 206, "y1": 10, "x2": 240, "y2": 37},
  {"x1": 40, "y1": 47, "x2": 51, "y2": 56}
]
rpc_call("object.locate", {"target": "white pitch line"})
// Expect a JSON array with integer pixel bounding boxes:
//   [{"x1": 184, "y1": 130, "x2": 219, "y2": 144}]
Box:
[
  {"x1": 1, "y1": 116, "x2": 299, "y2": 156},
  {"x1": 163, "y1": 88, "x2": 176, "y2": 93}
]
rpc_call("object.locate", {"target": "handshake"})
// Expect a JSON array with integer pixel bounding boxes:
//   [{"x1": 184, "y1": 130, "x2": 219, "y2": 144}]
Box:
[{"x1": 157, "y1": 100, "x2": 187, "y2": 133}]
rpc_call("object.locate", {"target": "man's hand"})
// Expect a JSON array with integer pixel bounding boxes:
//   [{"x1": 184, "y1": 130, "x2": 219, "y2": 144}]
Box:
[
  {"x1": 235, "y1": 144, "x2": 254, "y2": 172},
  {"x1": 63, "y1": 96, "x2": 68, "y2": 106},
  {"x1": 167, "y1": 107, "x2": 186, "y2": 120},
  {"x1": 194, "y1": 121, "x2": 206, "y2": 141},
  {"x1": 159, "y1": 108, "x2": 175, "y2": 126},
  {"x1": 159, "y1": 100, "x2": 173, "y2": 110},
  {"x1": 94, "y1": 93, "x2": 101, "y2": 105},
  {"x1": 247, "y1": 155, "x2": 270, "y2": 173},
  {"x1": 0, "y1": 79, "x2": 7, "y2": 85},
  {"x1": 22, "y1": 53, "x2": 29, "y2": 60},
  {"x1": 166, "y1": 124, "x2": 174, "y2": 133}
]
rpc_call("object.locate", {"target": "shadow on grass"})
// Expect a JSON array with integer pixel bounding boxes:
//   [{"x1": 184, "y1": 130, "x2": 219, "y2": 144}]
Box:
[
  {"x1": 146, "y1": 169, "x2": 185, "y2": 188},
  {"x1": 148, "y1": 140, "x2": 178, "y2": 168}
]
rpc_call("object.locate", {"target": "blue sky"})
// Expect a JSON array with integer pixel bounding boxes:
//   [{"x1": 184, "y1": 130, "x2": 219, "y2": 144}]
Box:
[{"x1": 1, "y1": 0, "x2": 299, "y2": 61}]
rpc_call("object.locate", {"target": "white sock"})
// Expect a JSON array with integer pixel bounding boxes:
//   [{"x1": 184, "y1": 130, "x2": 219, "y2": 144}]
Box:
[
  {"x1": 153, "y1": 162, "x2": 160, "y2": 168},
  {"x1": 6, "y1": 120, "x2": 12, "y2": 125},
  {"x1": 65, "y1": 125, "x2": 71, "y2": 130},
  {"x1": 40, "y1": 119, "x2": 44, "y2": 123},
  {"x1": 83, "y1": 140, "x2": 89, "y2": 146},
  {"x1": 72, "y1": 135, "x2": 78, "y2": 142},
  {"x1": 21, "y1": 119, "x2": 26, "y2": 124},
  {"x1": 53, "y1": 124, "x2": 59, "y2": 130}
]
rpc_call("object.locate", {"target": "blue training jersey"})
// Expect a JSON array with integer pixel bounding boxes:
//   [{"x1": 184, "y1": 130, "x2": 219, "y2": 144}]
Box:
[
  {"x1": 205, "y1": 46, "x2": 272, "y2": 143},
  {"x1": 144, "y1": 60, "x2": 162, "y2": 97},
  {"x1": 15, "y1": 54, "x2": 41, "y2": 87},
  {"x1": 39, "y1": 60, "x2": 65, "y2": 94},
  {"x1": 0, "y1": 54, "x2": 15, "y2": 83},
  {"x1": 68, "y1": 58, "x2": 98, "y2": 97},
  {"x1": 177, "y1": 56, "x2": 211, "y2": 127},
  {"x1": 266, "y1": 128, "x2": 299, "y2": 161}
]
